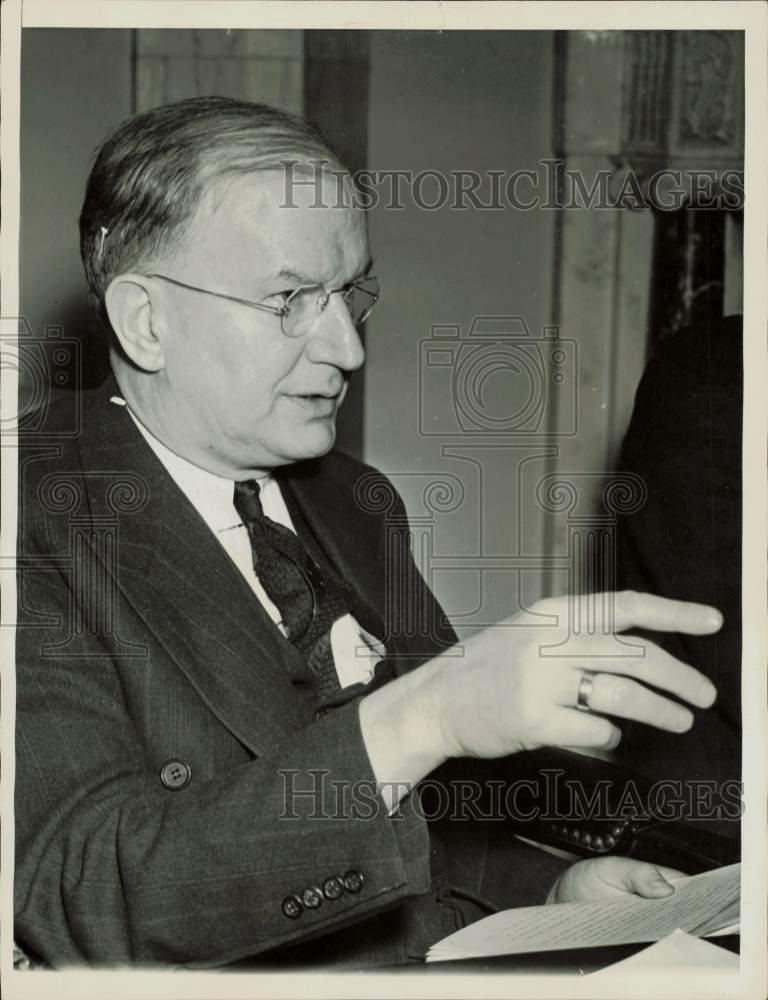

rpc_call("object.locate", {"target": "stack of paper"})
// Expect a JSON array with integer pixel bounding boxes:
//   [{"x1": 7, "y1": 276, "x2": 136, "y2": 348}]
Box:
[
  {"x1": 588, "y1": 929, "x2": 739, "y2": 975},
  {"x1": 426, "y1": 863, "x2": 740, "y2": 963}
]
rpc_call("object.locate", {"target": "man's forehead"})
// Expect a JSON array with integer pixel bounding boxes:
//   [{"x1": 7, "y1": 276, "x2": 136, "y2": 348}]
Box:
[
  {"x1": 193, "y1": 169, "x2": 367, "y2": 278},
  {"x1": 206, "y1": 166, "x2": 356, "y2": 220}
]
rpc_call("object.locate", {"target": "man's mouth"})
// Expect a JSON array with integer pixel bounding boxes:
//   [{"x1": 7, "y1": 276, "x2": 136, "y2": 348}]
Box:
[{"x1": 289, "y1": 392, "x2": 341, "y2": 414}]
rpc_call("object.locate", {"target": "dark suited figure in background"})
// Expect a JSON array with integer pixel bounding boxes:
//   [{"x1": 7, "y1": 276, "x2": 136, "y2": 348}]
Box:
[
  {"x1": 614, "y1": 315, "x2": 742, "y2": 843},
  {"x1": 15, "y1": 97, "x2": 726, "y2": 968}
]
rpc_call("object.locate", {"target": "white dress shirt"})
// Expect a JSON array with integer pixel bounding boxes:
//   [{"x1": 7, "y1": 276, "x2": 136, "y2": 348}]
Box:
[{"x1": 111, "y1": 396, "x2": 385, "y2": 689}]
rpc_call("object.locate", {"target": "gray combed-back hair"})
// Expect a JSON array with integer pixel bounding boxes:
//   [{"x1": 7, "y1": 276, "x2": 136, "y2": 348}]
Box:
[{"x1": 79, "y1": 96, "x2": 344, "y2": 319}]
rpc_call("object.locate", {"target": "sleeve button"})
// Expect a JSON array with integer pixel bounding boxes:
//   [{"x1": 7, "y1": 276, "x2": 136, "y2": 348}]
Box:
[
  {"x1": 281, "y1": 895, "x2": 303, "y2": 919},
  {"x1": 301, "y1": 886, "x2": 323, "y2": 909},
  {"x1": 342, "y1": 869, "x2": 364, "y2": 894},
  {"x1": 322, "y1": 876, "x2": 344, "y2": 900}
]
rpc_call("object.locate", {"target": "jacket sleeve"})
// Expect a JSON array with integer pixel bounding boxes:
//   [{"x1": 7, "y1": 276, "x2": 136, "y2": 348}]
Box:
[{"x1": 14, "y1": 519, "x2": 433, "y2": 968}]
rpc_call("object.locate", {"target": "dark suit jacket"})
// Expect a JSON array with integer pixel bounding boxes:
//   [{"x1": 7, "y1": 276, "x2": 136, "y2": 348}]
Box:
[
  {"x1": 15, "y1": 377, "x2": 566, "y2": 969},
  {"x1": 614, "y1": 316, "x2": 742, "y2": 838}
]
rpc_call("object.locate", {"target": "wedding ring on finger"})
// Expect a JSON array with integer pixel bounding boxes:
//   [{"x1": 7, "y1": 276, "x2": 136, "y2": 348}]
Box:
[{"x1": 576, "y1": 670, "x2": 596, "y2": 711}]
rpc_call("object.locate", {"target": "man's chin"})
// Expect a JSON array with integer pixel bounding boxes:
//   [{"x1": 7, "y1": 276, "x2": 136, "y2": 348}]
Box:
[{"x1": 279, "y1": 425, "x2": 337, "y2": 464}]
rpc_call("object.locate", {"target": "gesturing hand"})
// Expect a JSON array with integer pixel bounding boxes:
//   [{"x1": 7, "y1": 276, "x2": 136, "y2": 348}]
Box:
[
  {"x1": 434, "y1": 591, "x2": 721, "y2": 760},
  {"x1": 548, "y1": 857, "x2": 685, "y2": 904}
]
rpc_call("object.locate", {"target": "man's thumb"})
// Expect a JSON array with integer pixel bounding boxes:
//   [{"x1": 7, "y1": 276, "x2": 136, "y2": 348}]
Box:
[{"x1": 626, "y1": 863, "x2": 676, "y2": 898}]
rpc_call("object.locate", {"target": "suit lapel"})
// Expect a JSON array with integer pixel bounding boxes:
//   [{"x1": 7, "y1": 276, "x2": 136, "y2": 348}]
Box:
[{"x1": 76, "y1": 381, "x2": 309, "y2": 755}]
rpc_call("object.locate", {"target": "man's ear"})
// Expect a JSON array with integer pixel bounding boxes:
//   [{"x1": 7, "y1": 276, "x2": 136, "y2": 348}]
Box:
[{"x1": 104, "y1": 275, "x2": 166, "y2": 372}]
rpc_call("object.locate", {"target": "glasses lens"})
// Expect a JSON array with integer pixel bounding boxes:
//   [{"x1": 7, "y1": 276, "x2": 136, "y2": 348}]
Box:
[
  {"x1": 343, "y1": 277, "x2": 380, "y2": 325},
  {"x1": 281, "y1": 277, "x2": 380, "y2": 336},
  {"x1": 281, "y1": 286, "x2": 324, "y2": 337}
]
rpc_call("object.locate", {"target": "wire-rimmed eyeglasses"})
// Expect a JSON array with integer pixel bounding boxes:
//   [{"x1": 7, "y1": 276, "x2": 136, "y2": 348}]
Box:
[{"x1": 144, "y1": 272, "x2": 380, "y2": 338}]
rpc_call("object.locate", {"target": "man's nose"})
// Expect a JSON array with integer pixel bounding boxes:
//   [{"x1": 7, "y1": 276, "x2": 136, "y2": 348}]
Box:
[{"x1": 305, "y1": 292, "x2": 366, "y2": 372}]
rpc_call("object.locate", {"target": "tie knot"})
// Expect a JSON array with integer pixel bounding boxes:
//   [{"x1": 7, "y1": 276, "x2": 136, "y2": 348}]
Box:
[{"x1": 233, "y1": 479, "x2": 265, "y2": 525}]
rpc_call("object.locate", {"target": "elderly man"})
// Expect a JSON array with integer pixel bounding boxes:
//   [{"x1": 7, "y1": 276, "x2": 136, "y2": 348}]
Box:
[{"x1": 15, "y1": 97, "x2": 723, "y2": 969}]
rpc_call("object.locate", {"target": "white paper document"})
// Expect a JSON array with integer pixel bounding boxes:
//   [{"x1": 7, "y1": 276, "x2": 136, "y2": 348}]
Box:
[
  {"x1": 426, "y1": 863, "x2": 740, "y2": 963},
  {"x1": 588, "y1": 929, "x2": 739, "y2": 975}
]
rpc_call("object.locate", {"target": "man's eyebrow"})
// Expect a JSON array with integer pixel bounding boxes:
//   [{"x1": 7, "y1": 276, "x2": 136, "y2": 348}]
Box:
[
  {"x1": 275, "y1": 257, "x2": 375, "y2": 286},
  {"x1": 341, "y1": 258, "x2": 375, "y2": 284},
  {"x1": 357, "y1": 257, "x2": 375, "y2": 279},
  {"x1": 275, "y1": 267, "x2": 313, "y2": 285}
]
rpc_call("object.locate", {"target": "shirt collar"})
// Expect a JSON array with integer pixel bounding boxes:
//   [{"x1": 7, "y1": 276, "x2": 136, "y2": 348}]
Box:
[{"x1": 110, "y1": 394, "x2": 270, "y2": 535}]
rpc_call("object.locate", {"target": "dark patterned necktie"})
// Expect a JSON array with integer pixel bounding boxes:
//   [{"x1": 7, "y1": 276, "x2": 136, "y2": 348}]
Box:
[{"x1": 233, "y1": 478, "x2": 365, "y2": 702}]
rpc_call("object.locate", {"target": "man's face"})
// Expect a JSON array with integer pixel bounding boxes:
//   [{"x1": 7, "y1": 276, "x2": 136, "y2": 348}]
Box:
[{"x1": 147, "y1": 168, "x2": 368, "y2": 476}]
